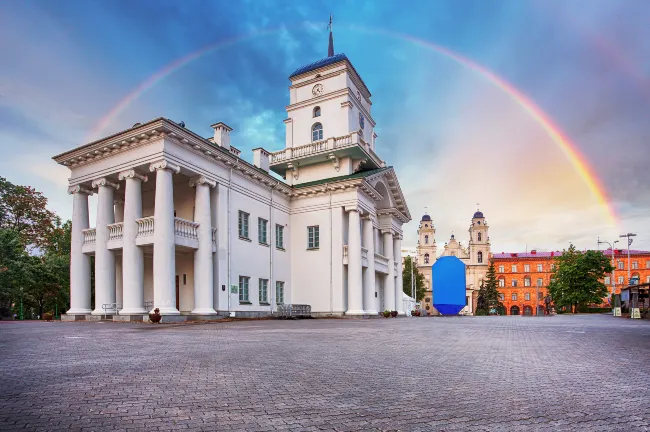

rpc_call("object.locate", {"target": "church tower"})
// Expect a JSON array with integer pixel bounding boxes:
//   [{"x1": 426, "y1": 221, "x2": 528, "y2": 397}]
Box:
[
  {"x1": 416, "y1": 212, "x2": 436, "y2": 266},
  {"x1": 468, "y1": 209, "x2": 490, "y2": 266}
]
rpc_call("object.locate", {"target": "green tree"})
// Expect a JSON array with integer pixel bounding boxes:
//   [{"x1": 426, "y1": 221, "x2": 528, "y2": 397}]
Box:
[
  {"x1": 402, "y1": 256, "x2": 426, "y2": 301},
  {"x1": 0, "y1": 229, "x2": 28, "y2": 314},
  {"x1": 476, "y1": 261, "x2": 504, "y2": 315},
  {"x1": 547, "y1": 244, "x2": 613, "y2": 313}
]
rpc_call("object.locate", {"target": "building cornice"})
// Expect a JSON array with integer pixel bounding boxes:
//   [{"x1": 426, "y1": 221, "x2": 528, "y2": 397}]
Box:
[{"x1": 365, "y1": 168, "x2": 411, "y2": 221}]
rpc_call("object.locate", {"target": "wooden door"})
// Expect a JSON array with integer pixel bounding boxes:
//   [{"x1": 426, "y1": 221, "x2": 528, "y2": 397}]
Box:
[{"x1": 175, "y1": 275, "x2": 180, "y2": 310}]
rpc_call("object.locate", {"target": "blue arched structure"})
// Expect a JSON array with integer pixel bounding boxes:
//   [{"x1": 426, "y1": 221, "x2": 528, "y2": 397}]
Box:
[{"x1": 432, "y1": 256, "x2": 466, "y2": 315}]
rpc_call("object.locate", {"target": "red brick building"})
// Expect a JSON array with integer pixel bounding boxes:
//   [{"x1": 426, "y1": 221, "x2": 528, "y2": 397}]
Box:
[{"x1": 490, "y1": 249, "x2": 650, "y2": 315}]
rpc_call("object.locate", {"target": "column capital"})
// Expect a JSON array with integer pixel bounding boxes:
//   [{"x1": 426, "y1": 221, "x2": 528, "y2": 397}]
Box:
[
  {"x1": 118, "y1": 169, "x2": 148, "y2": 182},
  {"x1": 67, "y1": 185, "x2": 93, "y2": 195},
  {"x1": 189, "y1": 175, "x2": 217, "y2": 188},
  {"x1": 114, "y1": 197, "x2": 125, "y2": 205},
  {"x1": 149, "y1": 160, "x2": 180, "y2": 174},
  {"x1": 344, "y1": 205, "x2": 360, "y2": 213},
  {"x1": 91, "y1": 178, "x2": 120, "y2": 190},
  {"x1": 381, "y1": 228, "x2": 396, "y2": 236}
]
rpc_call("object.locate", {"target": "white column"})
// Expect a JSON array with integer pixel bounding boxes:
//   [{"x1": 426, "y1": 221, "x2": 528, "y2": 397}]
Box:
[
  {"x1": 150, "y1": 160, "x2": 180, "y2": 315},
  {"x1": 346, "y1": 208, "x2": 364, "y2": 315},
  {"x1": 190, "y1": 175, "x2": 218, "y2": 315},
  {"x1": 383, "y1": 230, "x2": 396, "y2": 311},
  {"x1": 362, "y1": 217, "x2": 377, "y2": 315},
  {"x1": 91, "y1": 178, "x2": 119, "y2": 315},
  {"x1": 118, "y1": 170, "x2": 148, "y2": 314},
  {"x1": 394, "y1": 234, "x2": 404, "y2": 314},
  {"x1": 67, "y1": 185, "x2": 92, "y2": 314}
]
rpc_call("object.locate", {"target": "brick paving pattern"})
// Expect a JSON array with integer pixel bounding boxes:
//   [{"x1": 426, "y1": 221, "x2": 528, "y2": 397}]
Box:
[{"x1": 1, "y1": 315, "x2": 649, "y2": 431}]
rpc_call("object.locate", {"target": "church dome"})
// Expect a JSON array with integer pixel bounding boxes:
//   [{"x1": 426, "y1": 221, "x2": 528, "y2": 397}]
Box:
[
  {"x1": 421, "y1": 214, "x2": 431, "y2": 221},
  {"x1": 473, "y1": 210, "x2": 484, "y2": 218}
]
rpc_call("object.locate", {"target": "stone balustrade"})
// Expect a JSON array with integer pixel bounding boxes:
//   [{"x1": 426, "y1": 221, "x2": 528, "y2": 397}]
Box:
[
  {"x1": 135, "y1": 216, "x2": 155, "y2": 237},
  {"x1": 82, "y1": 228, "x2": 96, "y2": 245},
  {"x1": 174, "y1": 217, "x2": 199, "y2": 239},
  {"x1": 269, "y1": 131, "x2": 380, "y2": 165},
  {"x1": 107, "y1": 222, "x2": 124, "y2": 241}
]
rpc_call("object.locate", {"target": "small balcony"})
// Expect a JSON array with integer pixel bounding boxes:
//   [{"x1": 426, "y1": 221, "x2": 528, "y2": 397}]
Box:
[
  {"x1": 343, "y1": 246, "x2": 390, "y2": 274},
  {"x1": 268, "y1": 131, "x2": 383, "y2": 175}
]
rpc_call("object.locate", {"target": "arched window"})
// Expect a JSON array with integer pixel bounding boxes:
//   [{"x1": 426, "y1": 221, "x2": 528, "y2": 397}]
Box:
[
  {"x1": 477, "y1": 251, "x2": 483, "y2": 263},
  {"x1": 313, "y1": 106, "x2": 321, "y2": 117},
  {"x1": 311, "y1": 123, "x2": 323, "y2": 141},
  {"x1": 477, "y1": 232, "x2": 482, "y2": 242},
  {"x1": 424, "y1": 235, "x2": 429, "y2": 244},
  {"x1": 424, "y1": 253, "x2": 430, "y2": 264}
]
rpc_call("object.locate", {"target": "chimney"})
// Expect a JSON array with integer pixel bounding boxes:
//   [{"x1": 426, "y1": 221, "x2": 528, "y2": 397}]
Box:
[
  {"x1": 211, "y1": 122, "x2": 232, "y2": 150},
  {"x1": 252, "y1": 148, "x2": 270, "y2": 172},
  {"x1": 531, "y1": 250, "x2": 537, "y2": 254}
]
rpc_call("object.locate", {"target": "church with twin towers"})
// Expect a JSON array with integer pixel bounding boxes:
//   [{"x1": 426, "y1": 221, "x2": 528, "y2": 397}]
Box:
[{"x1": 53, "y1": 28, "x2": 413, "y2": 321}]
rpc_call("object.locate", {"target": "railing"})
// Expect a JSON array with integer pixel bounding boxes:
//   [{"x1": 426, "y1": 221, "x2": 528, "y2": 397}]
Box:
[
  {"x1": 270, "y1": 150, "x2": 287, "y2": 163},
  {"x1": 82, "y1": 228, "x2": 96, "y2": 245},
  {"x1": 334, "y1": 134, "x2": 352, "y2": 148},
  {"x1": 293, "y1": 139, "x2": 328, "y2": 157},
  {"x1": 107, "y1": 222, "x2": 123, "y2": 241},
  {"x1": 102, "y1": 303, "x2": 121, "y2": 319},
  {"x1": 144, "y1": 301, "x2": 154, "y2": 311},
  {"x1": 175, "y1": 217, "x2": 199, "y2": 239},
  {"x1": 136, "y1": 216, "x2": 154, "y2": 237},
  {"x1": 212, "y1": 227, "x2": 217, "y2": 245},
  {"x1": 269, "y1": 131, "x2": 381, "y2": 165},
  {"x1": 374, "y1": 253, "x2": 389, "y2": 265},
  {"x1": 361, "y1": 247, "x2": 368, "y2": 260}
]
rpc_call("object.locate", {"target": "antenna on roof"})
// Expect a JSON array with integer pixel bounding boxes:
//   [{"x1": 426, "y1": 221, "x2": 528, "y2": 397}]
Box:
[{"x1": 327, "y1": 15, "x2": 334, "y2": 57}]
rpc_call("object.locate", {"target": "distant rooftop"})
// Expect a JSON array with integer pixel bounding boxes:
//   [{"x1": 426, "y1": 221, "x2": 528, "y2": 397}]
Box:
[
  {"x1": 492, "y1": 249, "x2": 650, "y2": 259},
  {"x1": 289, "y1": 53, "x2": 349, "y2": 78}
]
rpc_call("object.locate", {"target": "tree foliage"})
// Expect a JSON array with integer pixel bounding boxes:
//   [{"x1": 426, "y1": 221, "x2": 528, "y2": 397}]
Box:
[
  {"x1": 476, "y1": 261, "x2": 504, "y2": 315},
  {"x1": 402, "y1": 256, "x2": 427, "y2": 301},
  {"x1": 547, "y1": 244, "x2": 614, "y2": 313}
]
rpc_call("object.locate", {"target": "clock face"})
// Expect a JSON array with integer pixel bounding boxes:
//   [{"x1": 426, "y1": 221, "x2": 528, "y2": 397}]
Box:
[
  {"x1": 358, "y1": 113, "x2": 365, "y2": 129},
  {"x1": 312, "y1": 84, "x2": 324, "y2": 97}
]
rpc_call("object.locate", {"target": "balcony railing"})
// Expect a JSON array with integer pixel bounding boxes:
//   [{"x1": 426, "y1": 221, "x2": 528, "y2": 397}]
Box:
[
  {"x1": 82, "y1": 228, "x2": 96, "y2": 245},
  {"x1": 107, "y1": 222, "x2": 123, "y2": 241},
  {"x1": 175, "y1": 217, "x2": 199, "y2": 240},
  {"x1": 136, "y1": 216, "x2": 155, "y2": 237},
  {"x1": 269, "y1": 131, "x2": 379, "y2": 165}
]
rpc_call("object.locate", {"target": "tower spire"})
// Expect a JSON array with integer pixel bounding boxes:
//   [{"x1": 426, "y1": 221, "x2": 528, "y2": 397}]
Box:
[{"x1": 328, "y1": 15, "x2": 334, "y2": 57}]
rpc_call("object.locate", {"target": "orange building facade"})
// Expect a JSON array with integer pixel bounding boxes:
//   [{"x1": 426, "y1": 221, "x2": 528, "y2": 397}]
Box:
[{"x1": 491, "y1": 249, "x2": 650, "y2": 315}]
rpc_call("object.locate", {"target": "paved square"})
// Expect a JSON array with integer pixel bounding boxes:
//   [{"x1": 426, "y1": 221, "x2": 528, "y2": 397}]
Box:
[{"x1": 1, "y1": 315, "x2": 649, "y2": 431}]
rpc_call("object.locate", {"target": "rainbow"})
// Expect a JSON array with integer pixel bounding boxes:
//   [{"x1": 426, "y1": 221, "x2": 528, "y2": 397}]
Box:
[{"x1": 89, "y1": 24, "x2": 618, "y2": 226}]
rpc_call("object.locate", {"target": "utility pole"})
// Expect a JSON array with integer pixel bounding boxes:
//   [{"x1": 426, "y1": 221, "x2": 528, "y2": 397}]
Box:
[{"x1": 619, "y1": 233, "x2": 637, "y2": 285}]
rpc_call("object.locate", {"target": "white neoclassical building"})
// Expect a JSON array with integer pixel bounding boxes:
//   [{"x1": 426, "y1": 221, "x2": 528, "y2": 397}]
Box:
[{"x1": 54, "y1": 43, "x2": 412, "y2": 321}]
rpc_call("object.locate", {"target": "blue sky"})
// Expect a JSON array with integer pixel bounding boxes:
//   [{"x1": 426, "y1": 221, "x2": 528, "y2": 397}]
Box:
[{"x1": 1, "y1": 0, "x2": 649, "y2": 252}]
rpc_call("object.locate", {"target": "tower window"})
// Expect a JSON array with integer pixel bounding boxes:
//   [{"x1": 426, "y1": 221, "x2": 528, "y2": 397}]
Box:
[
  {"x1": 477, "y1": 251, "x2": 483, "y2": 263},
  {"x1": 425, "y1": 235, "x2": 429, "y2": 244},
  {"x1": 311, "y1": 123, "x2": 323, "y2": 141},
  {"x1": 313, "y1": 106, "x2": 321, "y2": 118},
  {"x1": 424, "y1": 253, "x2": 430, "y2": 264},
  {"x1": 477, "y1": 232, "x2": 482, "y2": 242}
]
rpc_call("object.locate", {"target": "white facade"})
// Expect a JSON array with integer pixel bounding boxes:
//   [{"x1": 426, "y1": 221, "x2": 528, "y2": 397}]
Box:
[{"x1": 55, "y1": 52, "x2": 411, "y2": 319}]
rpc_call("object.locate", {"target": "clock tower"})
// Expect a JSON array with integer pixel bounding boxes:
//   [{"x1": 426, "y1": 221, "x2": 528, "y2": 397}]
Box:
[{"x1": 267, "y1": 29, "x2": 385, "y2": 185}]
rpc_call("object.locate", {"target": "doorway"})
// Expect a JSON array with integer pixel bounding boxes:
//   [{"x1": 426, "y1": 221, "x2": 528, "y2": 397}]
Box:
[
  {"x1": 510, "y1": 305, "x2": 520, "y2": 315},
  {"x1": 175, "y1": 275, "x2": 180, "y2": 310}
]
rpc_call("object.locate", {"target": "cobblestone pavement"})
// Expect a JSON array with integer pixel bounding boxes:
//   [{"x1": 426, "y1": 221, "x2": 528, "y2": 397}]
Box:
[{"x1": 1, "y1": 315, "x2": 650, "y2": 431}]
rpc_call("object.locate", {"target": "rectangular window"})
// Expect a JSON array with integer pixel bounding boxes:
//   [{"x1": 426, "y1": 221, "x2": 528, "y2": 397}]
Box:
[
  {"x1": 499, "y1": 293, "x2": 505, "y2": 301},
  {"x1": 524, "y1": 264, "x2": 530, "y2": 272},
  {"x1": 258, "y1": 218, "x2": 268, "y2": 244},
  {"x1": 536, "y1": 278, "x2": 543, "y2": 287},
  {"x1": 258, "y1": 279, "x2": 268, "y2": 304},
  {"x1": 618, "y1": 261, "x2": 624, "y2": 270},
  {"x1": 498, "y1": 265, "x2": 504, "y2": 273},
  {"x1": 604, "y1": 276, "x2": 611, "y2": 285},
  {"x1": 498, "y1": 278, "x2": 505, "y2": 287},
  {"x1": 632, "y1": 261, "x2": 638, "y2": 269},
  {"x1": 524, "y1": 278, "x2": 531, "y2": 287},
  {"x1": 511, "y1": 265, "x2": 517, "y2": 273},
  {"x1": 238, "y1": 276, "x2": 250, "y2": 303},
  {"x1": 512, "y1": 293, "x2": 518, "y2": 301},
  {"x1": 308, "y1": 225, "x2": 320, "y2": 249},
  {"x1": 617, "y1": 276, "x2": 624, "y2": 284},
  {"x1": 525, "y1": 292, "x2": 530, "y2": 301},
  {"x1": 647, "y1": 276, "x2": 650, "y2": 283},
  {"x1": 537, "y1": 264, "x2": 543, "y2": 272},
  {"x1": 538, "y1": 292, "x2": 543, "y2": 301},
  {"x1": 275, "y1": 224, "x2": 284, "y2": 249},
  {"x1": 646, "y1": 260, "x2": 650, "y2": 269},
  {"x1": 512, "y1": 280, "x2": 518, "y2": 287},
  {"x1": 238, "y1": 211, "x2": 249, "y2": 239},
  {"x1": 551, "y1": 264, "x2": 556, "y2": 271},
  {"x1": 276, "y1": 281, "x2": 284, "y2": 304}
]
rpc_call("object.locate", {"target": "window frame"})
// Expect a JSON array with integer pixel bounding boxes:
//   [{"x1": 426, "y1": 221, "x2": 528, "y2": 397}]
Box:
[
  {"x1": 512, "y1": 279, "x2": 518, "y2": 287},
  {"x1": 512, "y1": 265, "x2": 518, "y2": 273},
  {"x1": 477, "y1": 251, "x2": 483, "y2": 263},
  {"x1": 258, "y1": 278, "x2": 269, "y2": 304},
  {"x1": 525, "y1": 292, "x2": 531, "y2": 301},
  {"x1": 311, "y1": 123, "x2": 323, "y2": 142},
  {"x1": 537, "y1": 264, "x2": 543, "y2": 272},
  {"x1": 307, "y1": 225, "x2": 320, "y2": 249},
  {"x1": 536, "y1": 278, "x2": 543, "y2": 287},
  {"x1": 238, "y1": 276, "x2": 250, "y2": 303},
  {"x1": 512, "y1": 293, "x2": 518, "y2": 301},
  {"x1": 498, "y1": 278, "x2": 505, "y2": 287},
  {"x1": 238, "y1": 211, "x2": 250, "y2": 240},
  {"x1": 632, "y1": 261, "x2": 638, "y2": 269},
  {"x1": 498, "y1": 265, "x2": 504, "y2": 273},
  {"x1": 524, "y1": 277, "x2": 531, "y2": 287},
  {"x1": 275, "y1": 224, "x2": 284, "y2": 249},
  {"x1": 276, "y1": 281, "x2": 285, "y2": 305},
  {"x1": 313, "y1": 106, "x2": 321, "y2": 118},
  {"x1": 258, "y1": 217, "x2": 268, "y2": 245}
]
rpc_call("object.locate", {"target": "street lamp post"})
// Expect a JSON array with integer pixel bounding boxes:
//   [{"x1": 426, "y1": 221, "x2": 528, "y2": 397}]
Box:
[
  {"x1": 619, "y1": 233, "x2": 637, "y2": 284},
  {"x1": 19, "y1": 287, "x2": 23, "y2": 320},
  {"x1": 598, "y1": 238, "x2": 619, "y2": 299}
]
